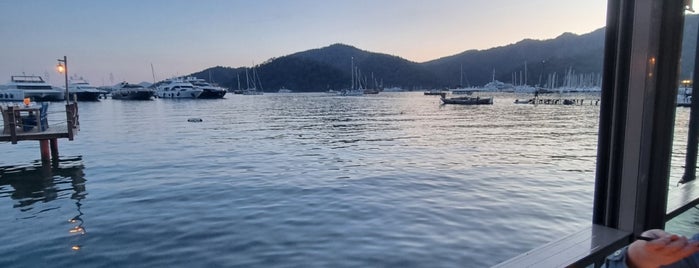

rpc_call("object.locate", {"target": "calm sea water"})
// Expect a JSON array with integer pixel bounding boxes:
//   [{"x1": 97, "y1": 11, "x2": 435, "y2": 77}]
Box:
[{"x1": 0, "y1": 92, "x2": 696, "y2": 267}]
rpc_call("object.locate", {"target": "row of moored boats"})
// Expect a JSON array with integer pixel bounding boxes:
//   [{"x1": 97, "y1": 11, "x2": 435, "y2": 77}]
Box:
[{"x1": 0, "y1": 76, "x2": 228, "y2": 102}]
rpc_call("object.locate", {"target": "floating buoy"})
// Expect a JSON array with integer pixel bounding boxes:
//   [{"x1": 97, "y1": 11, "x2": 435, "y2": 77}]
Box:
[{"x1": 187, "y1": 118, "x2": 203, "y2": 122}]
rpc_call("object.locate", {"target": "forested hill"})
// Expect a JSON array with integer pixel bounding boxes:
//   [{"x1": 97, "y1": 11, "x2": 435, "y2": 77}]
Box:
[{"x1": 190, "y1": 14, "x2": 699, "y2": 92}]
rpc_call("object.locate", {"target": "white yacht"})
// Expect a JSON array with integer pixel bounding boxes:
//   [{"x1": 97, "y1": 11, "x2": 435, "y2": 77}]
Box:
[
  {"x1": 0, "y1": 75, "x2": 64, "y2": 101},
  {"x1": 184, "y1": 77, "x2": 226, "y2": 99},
  {"x1": 155, "y1": 78, "x2": 203, "y2": 99},
  {"x1": 67, "y1": 79, "x2": 107, "y2": 101}
]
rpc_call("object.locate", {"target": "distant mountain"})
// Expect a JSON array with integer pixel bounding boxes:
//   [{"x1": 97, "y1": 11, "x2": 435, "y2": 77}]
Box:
[
  {"x1": 290, "y1": 44, "x2": 438, "y2": 89},
  {"x1": 423, "y1": 28, "x2": 606, "y2": 87},
  {"x1": 189, "y1": 14, "x2": 699, "y2": 91}
]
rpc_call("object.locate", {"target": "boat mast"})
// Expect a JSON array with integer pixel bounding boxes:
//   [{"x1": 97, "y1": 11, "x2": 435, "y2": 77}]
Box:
[
  {"x1": 351, "y1": 57, "x2": 355, "y2": 90},
  {"x1": 151, "y1": 63, "x2": 156, "y2": 83},
  {"x1": 254, "y1": 65, "x2": 263, "y2": 91},
  {"x1": 245, "y1": 69, "x2": 251, "y2": 90},
  {"x1": 524, "y1": 61, "x2": 528, "y2": 86}
]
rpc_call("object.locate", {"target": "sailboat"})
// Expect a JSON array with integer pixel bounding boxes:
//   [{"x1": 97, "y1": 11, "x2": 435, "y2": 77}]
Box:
[
  {"x1": 242, "y1": 66, "x2": 263, "y2": 95},
  {"x1": 451, "y1": 64, "x2": 479, "y2": 95},
  {"x1": 483, "y1": 69, "x2": 513, "y2": 91},
  {"x1": 513, "y1": 61, "x2": 537, "y2": 93},
  {"x1": 338, "y1": 57, "x2": 364, "y2": 96}
]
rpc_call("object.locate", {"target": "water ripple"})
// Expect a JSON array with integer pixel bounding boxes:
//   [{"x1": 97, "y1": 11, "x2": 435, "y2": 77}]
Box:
[{"x1": 0, "y1": 92, "x2": 695, "y2": 267}]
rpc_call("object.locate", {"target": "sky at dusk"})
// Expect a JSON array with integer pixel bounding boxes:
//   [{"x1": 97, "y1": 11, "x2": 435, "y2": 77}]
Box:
[{"x1": 0, "y1": 0, "x2": 607, "y2": 85}]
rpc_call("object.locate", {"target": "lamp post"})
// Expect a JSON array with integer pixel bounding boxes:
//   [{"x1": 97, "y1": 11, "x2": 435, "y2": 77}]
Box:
[{"x1": 57, "y1": 56, "x2": 68, "y2": 104}]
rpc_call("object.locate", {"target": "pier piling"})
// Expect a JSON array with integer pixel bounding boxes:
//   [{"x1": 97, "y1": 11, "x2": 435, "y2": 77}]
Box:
[
  {"x1": 50, "y1": 138, "x2": 59, "y2": 160},
  {"x1": 40, "y1": 140, "x2": 50, "y2": 163}
]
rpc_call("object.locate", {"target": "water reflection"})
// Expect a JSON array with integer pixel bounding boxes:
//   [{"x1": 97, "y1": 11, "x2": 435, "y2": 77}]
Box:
[{"x1": 0, "y1": 156, "x2": 87, "y2": 250}]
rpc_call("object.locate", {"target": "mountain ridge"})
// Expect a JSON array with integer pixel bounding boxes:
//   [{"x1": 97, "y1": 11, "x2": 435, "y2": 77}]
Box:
[{"x1": 189, "y1": 14, "x2": 698, "y2": 92}]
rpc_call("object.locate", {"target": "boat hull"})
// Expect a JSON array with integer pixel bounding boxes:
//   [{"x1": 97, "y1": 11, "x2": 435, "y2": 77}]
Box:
[
  {"x1": 71, "y1": 91, "x2": 103, "y2": 101},
  {"x1": 24, "y1": 90, "x2": 65, "y2": 102},
  {"x1": 198, "y1": 89, "x2": 227, "y2": 99},
  {"x1": 0, "y1": 89, "x2": 25, "y2": 101},
  {"x1": 440, "y1": 96, "x2": 493, "y2": 105},
  {"x1": 112, "y1": 90, "x2": 154, "y2": 100},
  {"x1": 157, "y1": 90, "x2": 203, "y2": 99}
]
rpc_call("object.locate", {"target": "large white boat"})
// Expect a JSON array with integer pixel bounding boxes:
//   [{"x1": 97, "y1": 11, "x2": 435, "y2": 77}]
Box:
[
  {"x1": 67, "y1": 79, "x2": 107, "y2": 101},
  {"x1": 0, "y1": 75, "x2": 64, "y2": 101},
  {"x1": 155, "y1": 78, "x2": 203, "y2": 99},
  {"x1": 111, "y1": 82, "x2": 155, "y2": 100},
  {"x1": 338, "y1": 57, "x2": 364, "y2": 96},
  {"x1": 184, "y1": 77, "x2": 227, "y2": 99}
]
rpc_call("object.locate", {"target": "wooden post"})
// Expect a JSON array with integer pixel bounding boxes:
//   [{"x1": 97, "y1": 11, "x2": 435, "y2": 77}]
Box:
[
  {"x1": 50, "y1": 138, "x2": 59, "y2": 160},
  {"x1": 40, "y1": 139, "x2": 50, "y2": 163},
  {"x1": 8, "y1": 106, "x2": 17, "y2": 144},
  {"x1": 66, "y1": 103, "x2": 74, "y2": 140}
]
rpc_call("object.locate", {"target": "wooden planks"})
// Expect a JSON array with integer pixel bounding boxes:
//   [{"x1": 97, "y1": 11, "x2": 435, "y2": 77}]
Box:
[{"x1": 0, "y1": 125, "x2": 70, "y2": 143}]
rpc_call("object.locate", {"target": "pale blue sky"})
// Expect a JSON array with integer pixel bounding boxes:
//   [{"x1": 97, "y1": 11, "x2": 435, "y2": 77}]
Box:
[{"x1": 0, "y1": 0, "x2": 607, "y2": 85}]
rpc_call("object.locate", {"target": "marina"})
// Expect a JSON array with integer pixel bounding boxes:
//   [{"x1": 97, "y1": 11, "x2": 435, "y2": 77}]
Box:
[{"x1": 0, "y1": 90, "x2": 696, "y2": 267}]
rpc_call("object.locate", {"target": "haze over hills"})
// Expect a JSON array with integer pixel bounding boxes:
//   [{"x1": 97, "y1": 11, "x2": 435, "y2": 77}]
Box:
[{"x1": 190, "y1": 14, "x2": 699, "y2": 92}]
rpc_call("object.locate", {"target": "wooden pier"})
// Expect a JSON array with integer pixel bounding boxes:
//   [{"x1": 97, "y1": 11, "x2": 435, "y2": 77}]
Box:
[
  {"x1": 1, "y1": 102, "x2": 79, "y2": 162},
  {"x1": 514, "y1": 98, "x2": 601, "y2": 106}
]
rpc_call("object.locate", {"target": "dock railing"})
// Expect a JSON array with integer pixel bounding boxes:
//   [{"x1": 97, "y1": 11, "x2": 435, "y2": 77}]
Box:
[{"x1": 0, "y1": 101, "x2": 79, "y2": 144}]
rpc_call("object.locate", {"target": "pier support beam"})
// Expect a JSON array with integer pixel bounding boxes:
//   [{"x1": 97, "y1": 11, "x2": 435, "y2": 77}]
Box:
[
  {"x1": 40, "y1": 139, "x2": 50, "y2": 163},
  {"x1": 593, "y1": 0, "x2": 685, "y2": 235},
  {"x1": 50, "y1": 138, "x2": 59, "y2": 161}
]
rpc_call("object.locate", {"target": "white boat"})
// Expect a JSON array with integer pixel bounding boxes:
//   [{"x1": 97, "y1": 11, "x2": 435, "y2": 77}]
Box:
[
  {"x1": 184, "y1": 77, "x2": 227, "y2": 99},
  {"x1": 483, "y1": 70, "x2": 514, "y2": 92},
  {"x1": 511, "y1": 62, "x2": 538, "y2": 93},
  {"x1": 241, "y1": 68, "x2": 264, "y2": 95},
  {"x1": 67, "y1": 79, "x2": 107, "y2": 101},
  {"x1": 156, "y1": 78, "x2": 203, "y2": 99},
  {"x1": 277, "y1": 87, "x2": 292, "y2": 93},
  {"x1": 0, "y1": 75, "x2": 64, "y2": 102},
  {"x1": 338, "y1": 57, "x2": 364, "y2": 96},
  {"x1": 678, "y1": 84, "x2": 692, "y2": 107},
  {"x1": 440, "y1": 93, "x2": 493, "y2": 105},
  {"x1": 111, "y1": 82, "x2": 155, "y2": 100}
]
